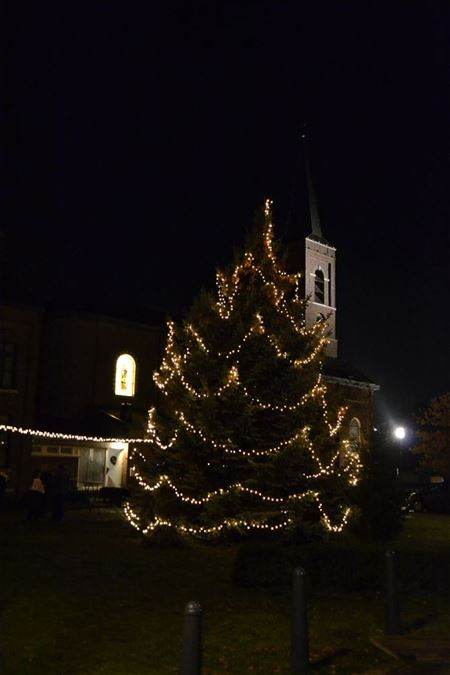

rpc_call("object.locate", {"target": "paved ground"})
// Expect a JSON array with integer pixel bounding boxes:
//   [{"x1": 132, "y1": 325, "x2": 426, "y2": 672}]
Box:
[
  {"x1": 399, "y1": 667, "x2": 450, "y2": 674},
  {"x1": 365, "y1": 663, "x2": 450, "y2": 674}
]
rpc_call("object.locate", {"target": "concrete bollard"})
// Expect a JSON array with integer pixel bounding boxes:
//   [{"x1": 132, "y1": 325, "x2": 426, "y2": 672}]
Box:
[
  {"x1": 181, "y1": 601, "x2": 202, "y2": 675},
  {"x1": 292, "y1": 567, "x2": 309, "y2": 674}
]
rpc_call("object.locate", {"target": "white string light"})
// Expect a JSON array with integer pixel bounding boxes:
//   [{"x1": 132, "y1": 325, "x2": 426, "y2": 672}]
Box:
[
  {"x1": 176, "y1": 411, "x2": 307, "y2": 457},
  {"x1": 147, "y1": 408, "x2": 179, "y2": 449},
  {"x1": 0, "y1": 424, "x2": 151, "y2": 444},
  {"x1": 132, "y1": 469, "x2": 320, "y2": 504},
  {"x1": 123, "y1": 501, "x2": 295, "y2": 535},
  {"x1": 123, "y1": 498, "x2": 351, "y2": 536}
]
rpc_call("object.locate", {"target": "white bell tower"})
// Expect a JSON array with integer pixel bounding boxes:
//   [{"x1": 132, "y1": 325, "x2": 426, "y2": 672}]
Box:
[{"x1": 304, "y1": 161, "x2": 338, "y2": 358}]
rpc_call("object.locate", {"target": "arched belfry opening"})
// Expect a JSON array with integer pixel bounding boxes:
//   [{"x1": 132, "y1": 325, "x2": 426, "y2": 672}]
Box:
[{"x1": 314, "y1": 268, "x2": 325, "y2": 304}]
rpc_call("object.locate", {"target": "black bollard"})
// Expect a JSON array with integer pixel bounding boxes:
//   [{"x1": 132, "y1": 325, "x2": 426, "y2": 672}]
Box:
[
  {"x1": 181, "y1": 601, "x2": 202, "y2": 675},
  {"x1": 385, "y1": 551, "x2": 401, "y2": 635},
  {"x1": 292, "y1": 567, "x2": 309, "y2": 674}
]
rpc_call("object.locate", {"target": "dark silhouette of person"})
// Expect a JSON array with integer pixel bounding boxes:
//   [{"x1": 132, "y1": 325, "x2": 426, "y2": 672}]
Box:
[
  {"x1": 27, "y1": 470, "x2": 45, "y2": 520},
  {"x1": 51, "y1": 464, "x2": 69, "y2": 522},
  {"x1": 40, "y1": 466, "x2": 53, "y2": 515}
]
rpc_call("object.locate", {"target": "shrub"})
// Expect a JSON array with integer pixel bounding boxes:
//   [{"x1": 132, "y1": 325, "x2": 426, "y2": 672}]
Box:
[
  {"x1": 288, "y1": 545, "x2": 383, "y2": 592},
  {"x1": 350, "y1": 434, "x2": 404, "y2": 541},
  {"x1": 232, "y1": 541, "x2": 383, "y2": 591},
  {"x1": 231, "y1": 535, "x2": 450, "y2": 593},
  {"x1": 140, "y1": 527, "x2": 191, "y2": 548}
]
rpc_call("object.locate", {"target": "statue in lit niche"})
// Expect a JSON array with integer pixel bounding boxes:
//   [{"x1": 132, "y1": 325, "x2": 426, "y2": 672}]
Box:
[{"x1": 114, "y1": 354, "x2": 136, "y2": 397}]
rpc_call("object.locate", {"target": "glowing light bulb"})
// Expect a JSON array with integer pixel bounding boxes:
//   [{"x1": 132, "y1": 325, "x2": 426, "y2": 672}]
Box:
[{"x1": 394, "y1": 426, "x2": 406, "y2": 440}]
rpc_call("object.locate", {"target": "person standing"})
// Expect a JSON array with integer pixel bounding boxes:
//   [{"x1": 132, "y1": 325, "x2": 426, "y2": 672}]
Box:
[
  {"x1": 40, "y1": 466, "x2": 53, "y2": 515},
  {"x1": 27, "y1": 470, "x2": 45, "y2": 520}
]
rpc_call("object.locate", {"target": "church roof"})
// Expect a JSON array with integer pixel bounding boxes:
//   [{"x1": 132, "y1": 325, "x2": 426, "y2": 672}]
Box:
[
  {"x1": 324, "y1": 357, "x2": 379, "y2": 389},
  {"x1": 306, "y1": 232, "x2": 332, "y2": 246}
]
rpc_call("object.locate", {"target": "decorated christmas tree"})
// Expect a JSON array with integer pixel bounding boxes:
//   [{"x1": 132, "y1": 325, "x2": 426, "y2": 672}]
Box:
[{"x1": 125, "y1": 200, "x2": 361, "y2": 539}]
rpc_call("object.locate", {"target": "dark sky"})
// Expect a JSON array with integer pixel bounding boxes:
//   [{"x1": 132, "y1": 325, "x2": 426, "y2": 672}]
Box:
[{"x1": 2, "y1": 1, "x2": 450, "y2": 425}]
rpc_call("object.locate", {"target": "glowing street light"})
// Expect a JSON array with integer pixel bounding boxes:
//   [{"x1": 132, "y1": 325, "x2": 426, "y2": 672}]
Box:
[{"x1": 393, "y1": 426, "x2": 406, "y2": 440}]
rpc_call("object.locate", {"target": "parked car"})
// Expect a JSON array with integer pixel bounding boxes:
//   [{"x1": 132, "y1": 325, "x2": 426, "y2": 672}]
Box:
[{"x1": 407, "y1": 482, "x2": 450, "y2": 513}]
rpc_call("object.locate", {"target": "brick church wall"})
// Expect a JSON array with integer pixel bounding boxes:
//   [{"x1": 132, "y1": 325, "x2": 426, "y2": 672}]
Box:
[{"x1": 325, "y1": 378, "x2": 375, "y2": 444}]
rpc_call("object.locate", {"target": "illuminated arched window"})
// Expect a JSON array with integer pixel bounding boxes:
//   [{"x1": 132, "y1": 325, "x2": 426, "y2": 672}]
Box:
[
  {"x1": 114, "y1": 354, "x2": 136, "y2": 397},
  {"x1": 349, "y1": 417, "x2": 361, "y2": 445},
  {"x1": 314, "y1": 269, "x2": 325, "y2": 304}
]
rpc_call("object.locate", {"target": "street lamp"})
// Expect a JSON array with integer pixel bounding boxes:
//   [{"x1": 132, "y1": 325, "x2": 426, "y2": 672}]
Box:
[{"x1": 393, "y1": 426, "x2": 406, "y2": 441}]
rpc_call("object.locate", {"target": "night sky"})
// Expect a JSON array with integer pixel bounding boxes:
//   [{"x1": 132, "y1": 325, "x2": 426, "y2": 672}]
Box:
[{"x1": 2, "y1": 2, "x2": 450, "y2": 426}]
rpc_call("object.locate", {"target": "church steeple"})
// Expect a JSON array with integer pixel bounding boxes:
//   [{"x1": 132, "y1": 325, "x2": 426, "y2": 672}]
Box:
[
  {"x1": 306, "y1": 158, "x2": 323, "y2": 240},
  {"x1": 301, "y1": 136, "x2": 338, "y2": 358},
  {"x1": 301, "y1": 130, "x2": 329, "y2": 244}
]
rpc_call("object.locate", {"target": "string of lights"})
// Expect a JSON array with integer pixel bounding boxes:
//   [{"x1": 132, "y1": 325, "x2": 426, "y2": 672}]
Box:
[
  {"x1": 123, "y1": 498, "x2": 351, "y2": 535},
  {"x1": 154, "y1": 318, "x2": 345, "y2": 433},
  {"x1": 123, "y1": 501, "x2": 296, "y2": 535},
  {"x1": 0, "y1": 424, "x2": 150, "y2": 444},
  {"x1": 176, "y1": 411, "x2": 307, "y2": 457},
  {"x1": 146, "y1": 409, "x2": 179, "y2": 449},
  {"x1": 214, "y1": 204, "x2": 305, "y2": 322},
  {"x1": 234, "y1": 371, "x2": 325, "y2": 412},
  {"x1": 135, "y1": 417, "x2": 360, "y2": 485},
  {"x1": 156, "y1": 346, "x2": 328, "y2": 413},
  {"x1": 131, "y1": 468, "x2": 314, "y2": 503},
  {"x1": 129, "y1": 442, "x2": 347, "y2": 482},
  {"x1": 154, "y1": 315, "x2": 333, "y2": 419}
]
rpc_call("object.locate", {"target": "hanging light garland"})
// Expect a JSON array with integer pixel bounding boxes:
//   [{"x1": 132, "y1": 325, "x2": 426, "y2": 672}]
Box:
[
  {"x1": 176, "y1": 411, "x2": 308, "y2": 457},
  {"x1": 130, "y1": 468, "x2": 358, "y2": 511},
  {"x1": 0, "y1": 424, "x2": 151, "y2": 444},
  {"x1": 131, "y1": 428, "x2": 360, "y2": 484},
  {"x1": 123, "y1": 498, "x2": 351, "y2": 535},
  {"x1": 131, "y1": 469, "x2": 319, "y2": 504},
  {"x1": 154, "y1": 312, "x2": 339, "y2": 426},
  {"x1": 124, "y1": 501, "x2": 296, "y2": 535},
  {"x1": 146, "y1": 409, "x2": 179, "y2": 449}
]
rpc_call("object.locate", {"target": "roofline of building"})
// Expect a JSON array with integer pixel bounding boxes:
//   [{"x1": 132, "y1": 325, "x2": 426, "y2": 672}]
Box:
[
  {"x1": 305, "y1": 235, "x2": 336, "y2": 250},
  {"x1": 43, "y1": 307, "x2": 167, "y2": 332},
  {"x1": 324, "y1": 374, "x2": 380, "y2": 391}
]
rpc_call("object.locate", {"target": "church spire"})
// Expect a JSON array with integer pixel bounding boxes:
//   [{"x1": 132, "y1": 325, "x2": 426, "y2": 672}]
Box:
[
  {"x1": 301, "y1": 130, "x2": 327, "y2": 243},
  {"x1": 305, "y1": 158, "x2": 323, "y2": 239}
]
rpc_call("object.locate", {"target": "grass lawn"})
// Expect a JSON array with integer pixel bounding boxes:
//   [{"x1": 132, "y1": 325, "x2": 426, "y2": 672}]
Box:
[{"x1": 1, "y1": 507, "x2": 450, "y2": 675}]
